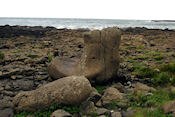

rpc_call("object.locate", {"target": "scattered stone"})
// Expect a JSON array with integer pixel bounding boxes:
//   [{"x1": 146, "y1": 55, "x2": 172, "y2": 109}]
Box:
[
  {"x1": 95, "y1": 108, "x2": 110, "y2": 115},
  {"x1": 111, "y1": 111, "x2": 122, "y2": 117},
  {"x1": 153, "y1": 68, "x2": 160, "y2": 73},
  {"x1": 133, "y1": 82, "x2": 156, "y2": 94},
  {"x1": 112, "y1": 83, "x2": 125, "y2": 93},
  {"x1": 101, "y1": 87, "x2": 123, "y2": 106},
  {"x1": 170, "y1": 86, "x2": 175, "y2": 92},
  {"x1": 72, "y1": 113, "x2": 82, "y2": 117},
  {"x1": 50, "y1": 109, "x2": 72, "y2": 117},
  {"x1": 117, "y1": 102, "x2": 128, "y2": 109},
  {"x1": 80, "y1": 101, "x2": 95, "y2": 115},
  {"x1": 87, "y1": 88, "x2": 101, "y2": 104},
  {"x1": 122, "y1": 107, "x2": 137, "y2": 117},
  {"x1": 162, "y1": 101, "x2": 175, "y2": 114},
  {"x1": 124, "y1": 87, "x2": 135, "y2": 94},
  {"x1": 0, "y1": 71, "x2": 3, "y2": 76},
  {"x1": 99, "y1": 115, "x2": 106, "y2": 117},
  {"x1": 96, "y1": 100, "x2": 103, "y2": 107},
  {"x1": 13, "y1": 76, "x2": 92, "y2": 112},
  {"x1": 26, "y1": 115, "x2": 35, "y2": 117},
  {"x1": 0, "y1": 84, "x2": 4, "y2": 92}
]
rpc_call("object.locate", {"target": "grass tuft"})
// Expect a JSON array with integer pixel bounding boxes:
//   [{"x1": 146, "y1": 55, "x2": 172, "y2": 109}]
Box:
[{"x1": 0, "y1": 51, "x2": 5, "y2": 60}]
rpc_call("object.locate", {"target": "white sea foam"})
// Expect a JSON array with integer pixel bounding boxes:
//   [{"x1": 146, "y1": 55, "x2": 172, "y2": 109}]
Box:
[{"x1": 0, "y1": 18, "x2": 175, "y2": 29}]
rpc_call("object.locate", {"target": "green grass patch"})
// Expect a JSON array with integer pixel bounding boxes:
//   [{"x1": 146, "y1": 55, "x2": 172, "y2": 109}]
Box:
[
  {"x1": 107, "y1": 100, "x2": 119, "y2": 109},
  {"x1": 160, "y1": 63, "x2": 175, "y2": 74},
  {"x1": 87, "y1": 113, "x2": 99, "y2": 117},
  {"x1": 0, "y1": 51, "x2": 5, "y2": 60},
  {"x1": 129, "y1": 88, "x2": 175, "y2": 108},
  {"x1": 132, "y1": 108, "x2": 172, "y2": 117},
  {"x1": 31, "y1": 46, "x2": 36, "y2": 49},
  {"x1": 137, "y1": 44, "x2": 144, "y2": 49},
  {"x1": 48, "y1": 54, "x2": 54, "y2": 62},
  {"x1": 132, "y1": 63, "x2": 175, "y2": 86},
  {"x1": 138, "y1": 56, "x2": 149, "y2": 60},
  {"x1": 146, "y1": 50, "x2": 165, "y2": 61},
  {"x1": 94, "y1": 85, "x2": 105, "y2": 94},
  {"x1": 13, "y1": 49, "x2": 24, "y2": 53},
  {"x1": 128, "y1": 57, "x2": 136, "y2": 63},
  {"x1": 133, "y1": 64, "x2": 155, "y2": 79},
  {"x1": 27, "y1": 54, "x2": 39, "y2": 59},
  {"x1": 152, "y1": 72, "x2": 172, "y2": 85},
  {"x1": 128, "y1": 88, "x2": 175, "y2": 117},
  {"x1": 153, "y1": 54, "x2": 165, "y2": 61},
  {"x1": 125, "y1": 46, "x2": 132, "y2": 50},
  {"x1": 152, "y1": 63, "x2": 175, "y2": 86}
]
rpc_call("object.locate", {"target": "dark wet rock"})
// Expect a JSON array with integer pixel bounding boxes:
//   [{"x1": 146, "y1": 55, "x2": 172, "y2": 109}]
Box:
[{"x1": 0, "y1": 25, "x2": 56, "y2": 38}]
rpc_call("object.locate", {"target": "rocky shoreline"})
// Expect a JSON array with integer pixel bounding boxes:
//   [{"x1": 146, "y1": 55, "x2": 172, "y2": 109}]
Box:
[{"x1": 0, "y1": 25, "x2": 175, "y2": 117}]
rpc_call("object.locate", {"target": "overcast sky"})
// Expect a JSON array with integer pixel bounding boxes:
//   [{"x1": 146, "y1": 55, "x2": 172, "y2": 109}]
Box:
[{"x1": 0, "y1": 0, "x2": 174, "y2": 20}]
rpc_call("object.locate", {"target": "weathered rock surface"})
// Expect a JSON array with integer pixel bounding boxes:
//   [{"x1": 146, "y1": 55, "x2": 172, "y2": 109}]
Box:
[
  {"x1": 162, "y1": 101, "x2": 175, "y2": 114},
  {"x1": 50, "y1": 109, "x2": 72, "y2": 117},
  {"x1": 111, "y1": 111, "x2": 122, "y2": 117},
  {"x1": 101, "y1": 87, "x2": 123, "y2": 106},
  {"x1": 133, "y1": 82, "x2": 156, "y2": 94},
  {"x1": 95, "y1": 108, "x2": 110, "y2": 115},
  {"x1": 13, "y1": 76, "x2": 92, "y2": 112},
  {"x1": 0, "y1": 108, "x2": 14, "y2": 117},
  {"x1": 122, "y1": 108, "x2": 137, "y2": 117},
  {"x1": 80, "y1": 101, "x2": 95, "y2": 114},
  {"x1": 0, "y1": 96, "x2": 13, "y2": 109},
  {"x1": 48, "y1": 27, "x2": 121, "y2": 83}
]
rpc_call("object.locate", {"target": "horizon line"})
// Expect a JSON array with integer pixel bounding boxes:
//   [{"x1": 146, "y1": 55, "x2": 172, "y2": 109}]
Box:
[{"x1": 0, "y1": 16, "x2": 163, "y2": 21}]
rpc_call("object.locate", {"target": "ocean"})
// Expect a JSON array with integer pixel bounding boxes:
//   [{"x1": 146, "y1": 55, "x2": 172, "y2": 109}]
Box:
[{"x1": 0, "y1": 17, "x2": 175, "y2": 30}]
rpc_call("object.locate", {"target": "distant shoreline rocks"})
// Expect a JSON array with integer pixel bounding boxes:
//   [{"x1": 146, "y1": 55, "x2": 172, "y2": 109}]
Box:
[
  {"x1": 152, "y1": 20, "x2": 175, "y2": 22},
  {"x1": 0, "y1": 25, "x2": 175, "y2": 39},
  {"x1": 0, "y1": 25, "x2": 57, "y2": 38}
]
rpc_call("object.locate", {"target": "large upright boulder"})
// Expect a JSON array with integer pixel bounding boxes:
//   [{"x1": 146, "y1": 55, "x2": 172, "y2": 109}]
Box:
[
  {"x1": 13, "y1": 76, "x2": 92, "y2": 112},
  {"x1": 48, "y1": 27, "x2": 121, "y2": 83}
]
